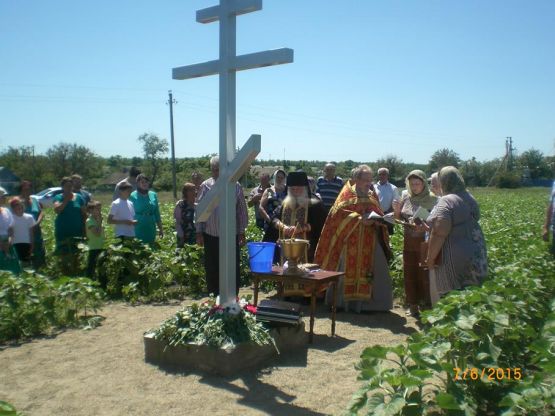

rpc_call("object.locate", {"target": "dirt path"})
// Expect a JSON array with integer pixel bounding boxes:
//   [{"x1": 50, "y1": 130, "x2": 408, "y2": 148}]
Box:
[{"x1": 1, "y1": 294, "x2": 418, "y2": 416}]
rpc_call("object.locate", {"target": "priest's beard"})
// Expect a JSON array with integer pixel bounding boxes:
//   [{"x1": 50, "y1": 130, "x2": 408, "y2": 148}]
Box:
[{"x1": 283, "y1": 189, "x2": 308, "y2": 210}]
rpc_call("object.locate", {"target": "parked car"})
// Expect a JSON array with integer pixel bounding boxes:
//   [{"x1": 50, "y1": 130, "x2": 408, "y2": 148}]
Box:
[{"x1": 32, "y1": 187, "x2": 63, "y2": 208}]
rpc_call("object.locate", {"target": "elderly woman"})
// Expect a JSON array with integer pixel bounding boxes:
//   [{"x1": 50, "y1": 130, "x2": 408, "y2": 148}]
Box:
[
  {"x1": 129, "y1": 174, "x2": 163, "y2": 244},
  {"x1": 429, "y1": 172, "x2": 441, "y2": 197},
  {"x1": 0, "y1": 187, "x2": 21, "y2": 274},
  {"x1": 53, "y1": 177, "x2": 86, "y2": 273},
  {"x1": 426, "y1": 166, "x2": 487, "y2": 299},
  {"x1": 394, "y1": 170, "x2": 437, "y2": 317},
  {"x1": 19, "y1": 180, "x2": 46, "y2": 268},
  {"x1": 259, "y1": 169, "x2": 287, "y2": 230}
]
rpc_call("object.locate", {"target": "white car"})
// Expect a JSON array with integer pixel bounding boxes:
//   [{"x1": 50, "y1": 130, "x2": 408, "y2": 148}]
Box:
[{"x1": 32, "y1": 187, "x2": 63, "y2": 208}]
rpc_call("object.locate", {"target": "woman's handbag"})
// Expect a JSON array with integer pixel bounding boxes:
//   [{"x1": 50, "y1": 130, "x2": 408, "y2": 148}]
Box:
[{"x1": 419, "y1": 241, "x2": 441, "y2": 269}]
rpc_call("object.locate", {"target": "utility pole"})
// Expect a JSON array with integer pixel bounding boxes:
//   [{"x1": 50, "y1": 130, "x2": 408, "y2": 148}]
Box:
[
  {"x1": 488, "y1": 137, "x2": 513, "y2": 187},
  {"x1": 167, "y1": 90, "x2": 178, "y2": 200},
  {"x1": 506, "y1": 136, "x2": 514, "y2": 171}
]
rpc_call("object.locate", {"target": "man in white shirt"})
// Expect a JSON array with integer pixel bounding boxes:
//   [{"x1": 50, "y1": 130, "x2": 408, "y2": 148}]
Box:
[
  {"x1": 375, "y1": 168, "x2": 400, "y2": 213},
  {"x1": 374, "y1": 168, "x2": 400, "y2": 235}
]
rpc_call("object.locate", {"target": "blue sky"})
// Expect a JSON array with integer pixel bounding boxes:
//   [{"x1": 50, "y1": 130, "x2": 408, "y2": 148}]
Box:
[{"x1": 1, "y1": 0, "x2": 553, "y2": 164}]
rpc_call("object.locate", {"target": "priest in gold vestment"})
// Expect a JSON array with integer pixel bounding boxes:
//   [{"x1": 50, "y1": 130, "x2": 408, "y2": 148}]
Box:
[
  {"x1": 263, "y1": 171, "x2": 327, "y2": 296},
  {"x1": 314, "y1": 165, "x2": 393, "y2": 312}
]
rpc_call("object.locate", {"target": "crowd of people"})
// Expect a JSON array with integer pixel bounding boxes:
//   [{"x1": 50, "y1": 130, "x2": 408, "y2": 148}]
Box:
[
  {"x1": 0, "y1": 169, "x2": 170, "y2": 278},
  {"x1": 6, "y1": 158, "x2": 553, "y2": 317},
  {"x1": 240, "y1": 161, "x2": 490, "y2": 316}
]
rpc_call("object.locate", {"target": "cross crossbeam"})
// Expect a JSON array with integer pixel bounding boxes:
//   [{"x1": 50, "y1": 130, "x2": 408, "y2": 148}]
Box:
[
  {"x1": 197, "y1": 0, "x2": 262, "y2": 23},
  {"x1": 173, "y1": 48, "x2": 293, "y2": 80}
]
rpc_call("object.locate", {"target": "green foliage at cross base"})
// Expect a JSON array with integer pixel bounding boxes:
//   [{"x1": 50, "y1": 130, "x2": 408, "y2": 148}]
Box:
[{"x1": 152, "y1": 296, "x2": 275, "y2": 350}]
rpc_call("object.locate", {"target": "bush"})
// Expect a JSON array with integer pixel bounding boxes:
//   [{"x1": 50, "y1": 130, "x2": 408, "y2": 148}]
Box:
[
  {"x1": 496, "y1": 173, "x2": 521, "y2": 188},
  {"x1": 0, "y1": 272, "x2": 104, "y2": 343}
]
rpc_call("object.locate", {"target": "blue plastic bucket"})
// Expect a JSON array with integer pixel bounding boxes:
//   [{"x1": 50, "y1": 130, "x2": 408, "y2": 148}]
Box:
[{"x1": 247, "y1": 242, "x2": 276, "y2": 273}]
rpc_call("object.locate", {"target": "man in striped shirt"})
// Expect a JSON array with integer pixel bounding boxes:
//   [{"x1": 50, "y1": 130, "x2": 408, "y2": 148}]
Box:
[
  {"x1": 316, "y1": 163, "x2": 344, "y2": 215},
  {"x1": 195, "y1": 156, "x2": 249, "y2": 296}
]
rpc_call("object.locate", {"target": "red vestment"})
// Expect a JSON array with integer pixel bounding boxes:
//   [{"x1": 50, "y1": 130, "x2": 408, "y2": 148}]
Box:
[{"x1": 314, "y1": 181, "x2": 389, "y2": 301}]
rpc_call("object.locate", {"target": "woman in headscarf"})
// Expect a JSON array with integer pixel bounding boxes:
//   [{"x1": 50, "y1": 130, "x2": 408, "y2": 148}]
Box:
[
  {"x1": 259, "y1": 169, "x2": 287, "y2": 231},
  {"x1": 393, "y1": 170, "x2": 437, "y2": 317},
  {"x1": 425, "y1": 166, "x2": 487, "y2": 299}
]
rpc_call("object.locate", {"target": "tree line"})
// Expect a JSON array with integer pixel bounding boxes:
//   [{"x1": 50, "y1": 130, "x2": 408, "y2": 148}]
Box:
[{"x1": 1, "y1": 133, "x2": 552, "y2": 192}]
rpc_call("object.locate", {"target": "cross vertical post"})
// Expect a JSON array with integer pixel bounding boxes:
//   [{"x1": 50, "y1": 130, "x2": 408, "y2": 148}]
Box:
[
  {"x1": 219, "y1": 0, "x2": 237, "y2": 302},
  {"x1": 172, "y1": 0, "x2": 293, "y2": 306}
]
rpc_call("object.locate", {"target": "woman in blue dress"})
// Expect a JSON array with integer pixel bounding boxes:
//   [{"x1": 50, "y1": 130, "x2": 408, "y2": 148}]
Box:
[
  {"x1": 53, "y1": 177, "x2": 86, "y2": 274},
  {"x1": 129, "y1": 174, "x2": 164, "y2": 244}
]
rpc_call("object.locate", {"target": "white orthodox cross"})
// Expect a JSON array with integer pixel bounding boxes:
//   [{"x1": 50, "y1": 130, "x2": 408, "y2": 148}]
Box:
[{"x1": 173, "y1": 0, "x2": 293, "y2": 306}]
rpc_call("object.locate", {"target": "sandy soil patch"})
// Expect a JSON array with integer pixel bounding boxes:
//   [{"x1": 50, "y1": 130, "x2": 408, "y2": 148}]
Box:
[{"x1": 1, "y1": 293, "x2": 418, "y2": 416}]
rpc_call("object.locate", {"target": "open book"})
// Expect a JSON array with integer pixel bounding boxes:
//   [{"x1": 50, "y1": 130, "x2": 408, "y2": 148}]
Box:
[
  {"x1": 367, "y1": 211, "x2": 396, "y2": 225},
  {"x1": 413, "y1": 206, "x2": 431, "y2": 221}
]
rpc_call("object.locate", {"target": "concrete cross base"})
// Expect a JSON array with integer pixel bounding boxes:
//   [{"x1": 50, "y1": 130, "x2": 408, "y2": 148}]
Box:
[{"x1": 144, "y1": 322, "x2": 307, "y2": 376}]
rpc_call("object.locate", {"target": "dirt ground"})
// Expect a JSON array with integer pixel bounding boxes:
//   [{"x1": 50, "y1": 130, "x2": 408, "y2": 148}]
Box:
[{"x1": 1, "y1": 292, "x2": 418, "y2": 416}]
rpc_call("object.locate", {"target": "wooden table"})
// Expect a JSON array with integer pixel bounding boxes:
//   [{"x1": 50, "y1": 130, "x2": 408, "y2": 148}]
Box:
[{"x1": 251, "y1": 266, "x2": 344, "y2": 343}]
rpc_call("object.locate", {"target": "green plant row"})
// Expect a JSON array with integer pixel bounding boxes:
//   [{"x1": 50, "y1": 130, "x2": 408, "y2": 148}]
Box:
[
  {"x1": 0, "y1": 204, "x2": 265, "y2": 343},
  {"x1": 94, "y1": 238, "x2": 206, "y2": 303},
  {"x1": 348, "y1": 255, "x2": 554, "y2": 415},
  {"x1": 0, "y1": 272, "x2": 104, "y2": 343},
  {"x1": 348, "y1": 189, "x2": 554, "y2": 415},
  {"x1": 36, "y1": 203, "x2": 266, "y2": 303},
  {"x1": 499, "y1": 299, "x2": 555, "y2": 415}
]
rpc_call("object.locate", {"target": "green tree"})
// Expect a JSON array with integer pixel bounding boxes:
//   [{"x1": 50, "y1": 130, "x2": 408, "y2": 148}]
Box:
[
  {"x1": 107, "y1": 155, "x2": 125, "y2": 169},
  {"x1": 46, "y1": 142, "x2": 101, "y2": 182},
  {"x1": 429, "y1": 148, "x2": 461, "y2": 172},
  {"x1": 295, "y1": 160, "x2": 317, "y2": 178},
  {"x1": 137, "y1": 133, "x2": 169, "y2": 184},
  {"x1": 376, "y1": 154, "x2": 404, "y2": 181},
  {"x1": 336, "y1": 159, "x2": 358, "y2": 179},
  {"x1": 0, "y1": 146, "x2": 55, "y2": 190},
  {"x1": 518, "y1": 148, "x2": 550, "y2": 180},
  {"x1": 460, "y1": 157, "x2": 483, "y2": 186}
]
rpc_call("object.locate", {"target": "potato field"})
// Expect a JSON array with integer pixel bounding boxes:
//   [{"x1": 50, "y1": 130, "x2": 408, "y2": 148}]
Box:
[{"x1": 1, "y1": 187, "x2": 553, "y2": 415}]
